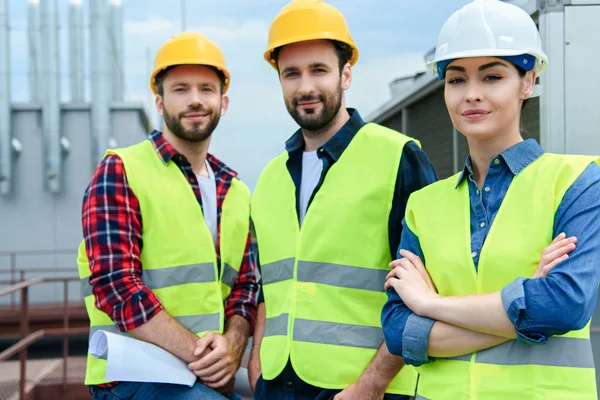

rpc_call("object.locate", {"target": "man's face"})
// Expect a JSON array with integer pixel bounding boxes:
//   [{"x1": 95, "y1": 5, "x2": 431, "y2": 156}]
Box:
[
  {"x1": 156, "y1": 65, "x2": 228, "y2": 142},
  {"x1": 277, "y1": 40, "x2": 350, "y2": 134}
]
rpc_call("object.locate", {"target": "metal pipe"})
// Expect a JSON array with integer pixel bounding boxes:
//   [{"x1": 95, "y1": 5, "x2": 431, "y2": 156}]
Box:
[
  {"x1": 69, "y1": 0, "x2": 84, "y2": 102},
  {"x1": 62, "y1": 280, "x2": 69, "y2": 390},
  {"x1": 90, "y1": 0, "x2": 110, "y2": 166},
  {"x1": 40, "y1": 0, "x2": 61, "y2": 193},
  {"x1": 19, "y1": 286, "x2": 29, "y2": 400},
  {"x1": 109, "y1": 0, "x2": 124, "y2": 102},
  {"x1": 27, "y1": 0, "x2": 41, "y2": 103},
  {"x1": 0, "y1": 0, "x2": 11, "y2": 195}
]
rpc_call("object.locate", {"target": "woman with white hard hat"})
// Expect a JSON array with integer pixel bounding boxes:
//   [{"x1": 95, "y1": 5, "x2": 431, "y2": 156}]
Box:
[{"x1": 381, "y1": 0, "x2": 600, "y2": 398}]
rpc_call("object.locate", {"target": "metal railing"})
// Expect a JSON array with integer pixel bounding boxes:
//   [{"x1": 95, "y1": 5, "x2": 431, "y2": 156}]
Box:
[
  {"x1": 0, "y1": 249, "x2": 77, "y2": 307},
  {"x1": 0, "y1": 276, "x2": 87, "y2": 400}
]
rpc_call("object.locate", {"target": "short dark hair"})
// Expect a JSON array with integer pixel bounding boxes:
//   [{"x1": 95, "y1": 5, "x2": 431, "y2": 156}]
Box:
[
  {"x1": 155, "y1": 65, "x2": 226, "y2": 96},
  {"x1": 271, "y1": 40, "x2": 353, "y2": 74}
]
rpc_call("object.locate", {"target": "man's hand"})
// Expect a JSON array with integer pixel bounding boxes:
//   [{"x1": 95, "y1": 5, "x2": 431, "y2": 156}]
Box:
[
  {"x1": 333, "y1": 381, "x2": 385, "y2": 400},
  {"x1": 385, "y1": 250, "x2": 439, "y2": 315},
  {"x1": 188, "y1": 332, "x2": 238, "y2": 391},
  {"x1": 534, "y1": 232, "x2": 576, "y2": 278}
]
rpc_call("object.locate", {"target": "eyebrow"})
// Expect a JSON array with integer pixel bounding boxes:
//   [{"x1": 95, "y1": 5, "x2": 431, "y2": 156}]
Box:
[
  {"x1": 309, "y1": 62, "x2": 331, "y2": 70},
  {"x1": 446, "y1": 61, "x2": 509, "y2": 73},
  {"x1": 170, "y1": 82, "x2": 217, "y2": 89},
  {"x1": 281, "y1": 66, "x2": 300, "y2": 75},
  {"x1": 281, "y1": 62, "x2": 332, "y2": 75}
]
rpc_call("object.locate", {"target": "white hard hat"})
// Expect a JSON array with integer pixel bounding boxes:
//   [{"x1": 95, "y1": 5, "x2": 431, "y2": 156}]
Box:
[{"x1": 427, "y1": 0, "x2": 548, "y2": 86}]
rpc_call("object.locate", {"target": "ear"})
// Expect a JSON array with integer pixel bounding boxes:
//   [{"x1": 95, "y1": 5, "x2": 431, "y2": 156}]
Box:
[
  {"x1": 341, "y1": 63, "x2": 352, "y2": 91},
  {"x1": 155, "y1": 95, "x2": 164, "y2": 116},
  {"x1": 521, "y1": 70, "x2": 536, "y2": 100},
  {"x1": 220, "y1": 94, "x2": 229, "y2": 116}
]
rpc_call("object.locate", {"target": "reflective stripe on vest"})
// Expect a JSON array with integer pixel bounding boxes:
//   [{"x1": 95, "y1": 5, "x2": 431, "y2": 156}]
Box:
[
  {"x1": 445, "y1": 336, "x2": 594, "y2": 368},
  {"x1": 406, "y1": 153, "x2": 599, "y2": 399},
  {"x1": 88, "y1": 313, "x2": 222, "y2": 349},
  {"x1": 80, "y1": 262, "x2": 218, "y2": 299},
  {"x1": 77, "y1": 139, "x2": 250, "y2": 386},
  {"x1": 252, "y1": 123, "x2": 420, "y2": 395},
  {"x1": 264, "y1": 315, "x2": 384, "y2": 349},
  {"x1": 261, "y1": 260, "x2": 388, "y2": 292}
]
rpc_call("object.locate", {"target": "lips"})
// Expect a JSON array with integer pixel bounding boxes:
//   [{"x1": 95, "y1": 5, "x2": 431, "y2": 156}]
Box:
[
  {"x1": 182, "y1": 113, "x2": 208, "y2": 121},
  {"x1": 461, "y1": 109, "x2": 490, "y2": 117},
  {"x1": 297, "y1": 100, "x2": 321, "y2": 107}
]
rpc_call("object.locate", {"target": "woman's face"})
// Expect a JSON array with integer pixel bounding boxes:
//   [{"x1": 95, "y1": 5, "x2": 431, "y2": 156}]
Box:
[{"x1": 444, "y1": 56, "x2": 535, "y2": 142}]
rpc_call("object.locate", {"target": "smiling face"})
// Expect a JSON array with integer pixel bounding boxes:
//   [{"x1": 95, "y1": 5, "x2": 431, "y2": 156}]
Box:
[
  {"x1": 443, "y1": 56, "x2": 535, "y2": 143},
  {"x1": 156, "y1": 64, "x2": 229, "y2": 143},
  {"x1": 276, "y1": 40, "x2": 351, "y2": 135}
]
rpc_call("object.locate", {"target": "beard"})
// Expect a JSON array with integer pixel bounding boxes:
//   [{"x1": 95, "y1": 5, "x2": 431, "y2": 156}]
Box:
[
  {"x1": 163, "y1": 103, "x2": 221, "y2": 143},
  {"x1": 285, "y1": 83, "x2": 343, "y2": 134}
]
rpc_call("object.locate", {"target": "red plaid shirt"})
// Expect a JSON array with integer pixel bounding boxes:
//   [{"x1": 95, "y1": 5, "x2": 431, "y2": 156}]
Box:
[{"x1": 82, "y1": 130, "x2": 258, "y2": 336}]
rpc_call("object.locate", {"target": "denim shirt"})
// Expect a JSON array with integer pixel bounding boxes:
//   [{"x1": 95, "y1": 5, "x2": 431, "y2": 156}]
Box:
[{"x1": 381, "y1": 139, "x2": 600, "y2": 366}]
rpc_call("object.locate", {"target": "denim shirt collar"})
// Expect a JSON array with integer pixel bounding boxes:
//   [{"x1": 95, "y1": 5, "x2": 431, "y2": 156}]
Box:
[
  {"x1": 284, "y1": 108, "x2": 366, "y2": 161},
  {"x1": 455, "y1": 139, "x2": 544, "y2": 188}
]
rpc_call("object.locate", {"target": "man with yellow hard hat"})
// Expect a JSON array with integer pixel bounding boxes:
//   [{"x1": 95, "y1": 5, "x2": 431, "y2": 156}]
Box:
[
  {"x1": 249, "y1": 1, "x2": 438, "y2": 399},
  {"x1": 77, "y1": 32, "x2": 258, "y2": 400}
]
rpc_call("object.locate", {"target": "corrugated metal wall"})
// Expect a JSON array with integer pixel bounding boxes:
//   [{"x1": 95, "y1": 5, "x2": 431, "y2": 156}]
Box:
[
  {"x1": 381, "y1": 112, "x2": 403, "y2": 134},
  {"x1": 405, "y1": 87, "x2": 454, "y2": 179},
  {"x1": 0, "y1": 104, "x2": 148, "y2": 305},
  {"x1": 521, "y1": 96, "x2": 540, "y2": 142}
]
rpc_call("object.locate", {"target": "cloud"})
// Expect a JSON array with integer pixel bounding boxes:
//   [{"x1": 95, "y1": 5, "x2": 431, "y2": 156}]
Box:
[
  {"x1": 125, "y1": 16, "x2": 269, "y2": 44},
  {"x1": 125, "y1": 17, "x2": 178, "y2": 37},
  {"x1": 188, "y1": 20, "x2": 269, "y2": 43},
  {"x1": 348, "y1": 53, "x2": 427, "y2": 118}
]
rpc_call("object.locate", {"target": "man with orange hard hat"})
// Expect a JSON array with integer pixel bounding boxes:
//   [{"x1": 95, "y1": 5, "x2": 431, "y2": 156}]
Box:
[
  {"x1": 249, "y1": 1, "x2": 438, "y2": 399},
  {"x1": 77, "y1": 32, "x2": 258, "y2": 400}
]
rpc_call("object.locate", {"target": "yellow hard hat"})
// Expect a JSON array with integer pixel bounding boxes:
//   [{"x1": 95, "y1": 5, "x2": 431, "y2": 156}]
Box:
[
  {"x1": 264, "y1": 0, "x2": 359, "y2": 69},
  {"x1": 150, "y1": 32, "x2": 230, "y2": 94}
]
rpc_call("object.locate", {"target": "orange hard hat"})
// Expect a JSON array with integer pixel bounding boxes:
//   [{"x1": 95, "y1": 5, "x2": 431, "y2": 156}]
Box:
[
  {"x1": 150, "y1": 32, "x2": 230, "y2": 94},
  {"x1": 264, "y1": 0, "x2": 359, "y2": 69}
]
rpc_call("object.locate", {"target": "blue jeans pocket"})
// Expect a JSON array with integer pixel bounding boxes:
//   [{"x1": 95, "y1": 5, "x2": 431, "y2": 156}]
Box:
[{"x1": 109, "y1": 382, "x2": 143, "y2": 400}]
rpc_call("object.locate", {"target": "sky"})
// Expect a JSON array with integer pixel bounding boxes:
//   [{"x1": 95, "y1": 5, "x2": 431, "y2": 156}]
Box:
[{"x1": 5, "y1": 0, "x2": 471, "y2": 189}]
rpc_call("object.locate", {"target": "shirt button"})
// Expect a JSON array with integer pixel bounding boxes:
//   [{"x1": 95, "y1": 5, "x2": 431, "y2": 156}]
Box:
[
  {"x1": 476, "y1": 189, "x2": 480, "y2": 195},
  {"x1": 480, "y1": 222, "x2": 486, "y2": 228},
  {"x1": 494, "y1": 159, "x2": 500, "y2": 165},
  {"x1": 472, "y1": 251, "x2": 478, "y2": 258},
  {"x1": 484, "y1": 186, "x2": 491, "y2": 192},
  {"x1": 286, "y1": 381, "x2": 293, "y2": 388}
]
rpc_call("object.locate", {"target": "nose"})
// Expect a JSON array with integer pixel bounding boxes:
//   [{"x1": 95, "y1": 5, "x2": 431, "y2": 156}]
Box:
[
  {"x1": 187, "y1": 87, "x2": 204, "y2": 108},
  {"x1": 464, "y1": 81, "x2": 483, "y2": 103},
  {"x1": 297, "y1": 75, "x2": 316, "y2": 97}
]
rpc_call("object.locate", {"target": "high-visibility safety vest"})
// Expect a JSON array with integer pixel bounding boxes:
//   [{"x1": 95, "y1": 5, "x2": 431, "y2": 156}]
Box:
[
  {"x1": 76, "y1": 140, "x2": 250, "y2": 385},
  {"x1": 251, "y1": 123, "x2": 419, "y2": 395},
  {"x1": 405, "y1": 153, "x2": 599, "y2": 400}
]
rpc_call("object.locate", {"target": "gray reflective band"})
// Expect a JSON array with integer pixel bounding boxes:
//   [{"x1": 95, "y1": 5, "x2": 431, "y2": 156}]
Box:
[
  {"x1": 415, "y1": 395, "x2": 430, "y2": 400},
  {"x1": 176, "y1": 313, "x2": 221, "y2": 333},
  {"x1": 221, "y1": 263, "x2": 239, "y2": 289},
  {"x1": 88, "y1": 313, "x2": 222, "y2": 346},
  {"x1": 142, "y1": 263, "x2": 216, "y2": 289},
  {"x1": 264, "y1": 314, "x2": 289, "y2": 337},
  {"x1": 81, "y1": 278, "x2": 92, "y2": 298},
  {"x1": 262, "y1": 258, "x2": 294, "y2": 285},
  {"x1": 293, "y1": 319, "x2": 383, "y2": 349},
  {"x1": 297, "y1": 262, "x2": 388, "y2": 292},
  {"x1": 80, "y1": 263, "x2": 217, "y2": 297},
  {"x1": 446, "y1": 354, "x2": 472, "y2": 362},
  {"x1": 475, "y1": 336, "x2": 594, "y2": 368}
]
